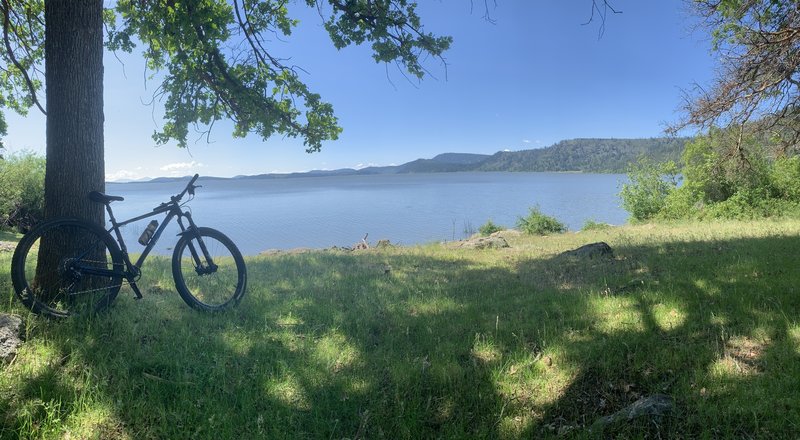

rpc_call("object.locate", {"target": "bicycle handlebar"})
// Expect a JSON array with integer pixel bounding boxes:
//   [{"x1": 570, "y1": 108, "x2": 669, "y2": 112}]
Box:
[{"x1": 172, "y1": 173, "x2": 200, "y2": 202}]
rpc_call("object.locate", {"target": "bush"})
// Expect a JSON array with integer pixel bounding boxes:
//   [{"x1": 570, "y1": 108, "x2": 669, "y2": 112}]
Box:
[
  {"x1": 644, "y1": 129, "x2": 800, "y2": 221},
  {"x1": 581, "y1": 219, "x2": 612, "y2": 231},
  {"x1": 517, "y1": 207, "x2": 566, "y2": 235},
  {"x1": 703, "y1": 187, "x2": 795, "y2": 220},
  {"x1": 0, "y1": 152, "x2": 45, "y2": 231},
  {"x1": 478, "y1": 219, "x2": 505, "y2": 236},
  {"x1": 619, "y1": 156, "x2": 679, "y2": 221},
  {"x1": 769, "y1": 156, "x2": 800, "y2": 201},
  {"x1": 657, "y1": 186, "x2": 702, "y2": 220}
]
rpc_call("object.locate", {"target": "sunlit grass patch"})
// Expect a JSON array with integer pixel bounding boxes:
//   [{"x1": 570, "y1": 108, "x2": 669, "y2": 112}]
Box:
[
  {"x1": 275, "y1": 312, "x2": 303, "y2": 327},
  {"x1": 471, "y1": 333, "x2": 502, "y2": 366},
  {"x1": 313, "y1": 330, "x2": 361, "y2": 373},
  {"x1": 651, "y1": 302, "x2": 687, "y2": 331},
  {"x1": 790, "y1": 327, "x2": 800, "y2": 355},
  {"x1": 64, "y1": 405, "x2": 130, "y2": 440},
  {"x1": 710, "y1": 335, "x2": 767, "y2": 377},
  {"x1": 406, "y1": 296, "x2": 460, "y2": 317},
  {"x1": 591, "y1": 297, "x2": 645, "y2": 334},
  {"x1": 265, "y1": 372, "x2": 312, "y2": 411}
]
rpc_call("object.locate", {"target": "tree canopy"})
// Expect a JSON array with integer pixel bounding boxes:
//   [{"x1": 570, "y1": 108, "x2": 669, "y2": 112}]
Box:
[
  {"x1": 676, "y1": 0, "x2": 800, "y2": 152},
  {"x1": 0, "y1": 0, "x2": 452, "y2": 153}
]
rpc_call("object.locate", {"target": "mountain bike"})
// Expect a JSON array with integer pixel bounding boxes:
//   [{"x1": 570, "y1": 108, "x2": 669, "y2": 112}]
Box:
[{"x1": 10, "y1": 174, "x2": 247, "y2": 318}]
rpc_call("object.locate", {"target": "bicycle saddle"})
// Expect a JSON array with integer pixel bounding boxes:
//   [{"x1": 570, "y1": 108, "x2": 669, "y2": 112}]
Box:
[{"x1": 88, "y1": 191, "x2": 124, "y2": 204}]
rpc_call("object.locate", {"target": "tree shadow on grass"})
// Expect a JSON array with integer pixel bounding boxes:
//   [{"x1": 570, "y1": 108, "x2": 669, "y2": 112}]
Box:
[
  {"x1": 2, "y1": 233, "x2": 800, "y2": 438},
  {"x1": 514, "y1": 234, "x2": 800, "y2": 438},
  {"x1": 2, "y1": 252, "x2": 514, "y2": 438}
]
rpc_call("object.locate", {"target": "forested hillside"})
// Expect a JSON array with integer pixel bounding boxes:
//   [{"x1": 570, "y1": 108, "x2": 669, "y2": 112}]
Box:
[
  {"x1": 116, "y1": 138, "x2": 690, "y2": 182},
  {"x1": 475, "y1": 138, "x2": 688, "y2": 173}
]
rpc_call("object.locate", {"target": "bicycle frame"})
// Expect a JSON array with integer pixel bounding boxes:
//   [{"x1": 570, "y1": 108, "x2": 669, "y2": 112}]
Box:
[
  {"x1": 107, "y1": 201, "x2": 189, "y2": 268},
  {"x1": 78, "y1": 175, "x2": 216, "y2": 299}
]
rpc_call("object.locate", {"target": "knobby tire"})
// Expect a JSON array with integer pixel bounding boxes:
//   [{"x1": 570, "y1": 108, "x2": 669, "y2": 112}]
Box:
[
  {"x1": 171, "y1": 227, "x2": 246, "y2": 312},
  {"x1": 10, "y1": 218, "x2": 124, "y2": 318}
]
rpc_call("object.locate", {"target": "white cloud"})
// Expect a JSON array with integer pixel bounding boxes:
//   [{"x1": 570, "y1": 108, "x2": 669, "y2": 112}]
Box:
[
  {"x1": 160, "y1": 160, "x2": 205, "y2": 172},
  {"x1": 522, "y1": 139, "x2": 531, "y2": 144},
  {"x1": 105, "y1": 169, "x2": 142, "y2": 181},
  {"x1": 353, "y1": 162, "x2": 379, "y2": 169}
]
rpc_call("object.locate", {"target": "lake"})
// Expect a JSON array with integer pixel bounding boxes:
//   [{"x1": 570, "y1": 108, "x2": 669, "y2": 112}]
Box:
[{"x1": 106, "y1": 172, "x2": 629, "y2": 255}]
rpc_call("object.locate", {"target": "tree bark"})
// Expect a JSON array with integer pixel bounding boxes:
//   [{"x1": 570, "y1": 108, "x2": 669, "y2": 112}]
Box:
[
  {"x1": 35, "y1": 0, "x2": 105, "y2": 298},
  {"x1": 44, "y1": 0, "x2": 104, "y2": 225}
]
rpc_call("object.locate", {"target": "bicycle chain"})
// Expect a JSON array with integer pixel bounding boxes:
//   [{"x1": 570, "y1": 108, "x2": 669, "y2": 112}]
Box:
[{"x1": 60, "y1": 258, "x2": 127, "y2": 296}]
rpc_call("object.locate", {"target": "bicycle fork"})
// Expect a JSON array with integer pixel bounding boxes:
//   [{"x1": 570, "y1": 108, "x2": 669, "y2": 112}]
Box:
[
  {"x1": 120, "y1": 212, "x2": 215, "y2": 299},
  {"x1": 178, "y1": 213, "x2": 218, "y2": 276}
]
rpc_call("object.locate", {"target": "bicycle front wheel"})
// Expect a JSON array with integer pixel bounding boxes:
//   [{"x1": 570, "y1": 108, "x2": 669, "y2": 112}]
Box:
[
  {"x1": 171, "y1": 227, "x2": 246, "y2": 312},
  {"x1": 11, "y1": 218, "x2": 124, "y2": 318}
]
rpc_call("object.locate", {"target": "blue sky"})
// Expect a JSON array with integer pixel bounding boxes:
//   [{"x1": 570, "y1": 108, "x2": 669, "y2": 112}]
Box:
[{"x1": 2, "y1": 1, "x2": 713, "y2": 180}]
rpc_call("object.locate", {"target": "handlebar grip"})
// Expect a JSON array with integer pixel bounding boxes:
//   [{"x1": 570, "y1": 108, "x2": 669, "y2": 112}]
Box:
[{"x1": 174, "y1": 174, "x2": 201, "y2": 201}]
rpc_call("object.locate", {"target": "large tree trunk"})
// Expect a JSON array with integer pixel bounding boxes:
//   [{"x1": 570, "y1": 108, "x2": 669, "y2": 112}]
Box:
[
  {"x1": 34, "y1": 0, "x2": 105, "y2": 299},
  {"x1": 44, "y1": 0, "x2": 105, "y2": 225}
]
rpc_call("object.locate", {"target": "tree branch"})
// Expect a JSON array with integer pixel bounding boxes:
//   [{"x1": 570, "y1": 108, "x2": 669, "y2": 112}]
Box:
[{"x1": 0, "y1": 0, "x2": 45, "y2": 115}]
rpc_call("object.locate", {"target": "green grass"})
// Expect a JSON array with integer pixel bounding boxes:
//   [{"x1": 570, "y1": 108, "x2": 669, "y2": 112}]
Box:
[
  {"x1": 0, "y1": 229, "x2": 21, "y2": 243},
  {"x1": 2, "y1": 219, "x2": 800, "y2": 438}
]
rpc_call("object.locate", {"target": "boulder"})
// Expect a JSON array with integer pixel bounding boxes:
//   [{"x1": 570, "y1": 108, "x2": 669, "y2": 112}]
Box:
[
  {"x1": 590, "y1": 394, "x2": 674, "y2": 432},
  {"x1": 0, "y1": 313, "x2": 23, "y2": 364},
  {"x1": 459, "y1": 236, "x2": 510, "y2": 250},
  {"x1": 559, "y1": 242, "x2": 613, "y2": 259}
]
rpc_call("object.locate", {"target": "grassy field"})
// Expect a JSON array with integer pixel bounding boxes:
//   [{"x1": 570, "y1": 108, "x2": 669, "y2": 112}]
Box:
[{"x1": 2, "y1": 220, "x2": 800, "y2": 439}]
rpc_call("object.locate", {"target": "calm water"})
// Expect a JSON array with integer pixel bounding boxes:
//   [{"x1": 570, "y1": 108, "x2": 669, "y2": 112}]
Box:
[{"x1": 106, "y1": 172, "x2": 629, "y2": 255}]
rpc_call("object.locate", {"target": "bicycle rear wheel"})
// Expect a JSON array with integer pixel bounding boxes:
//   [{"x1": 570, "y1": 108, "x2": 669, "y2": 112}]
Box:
[
  {"x1": 172, "y1": 227, "x2": 246, "y2": 312},
  {"x1": 11, "y1": 218, "x2": 124, "y2": 318}
]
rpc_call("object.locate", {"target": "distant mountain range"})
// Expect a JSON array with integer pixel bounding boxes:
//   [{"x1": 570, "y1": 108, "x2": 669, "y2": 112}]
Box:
[{"x1": 112, "y1": 137, "x2": 689, "y2": 183}]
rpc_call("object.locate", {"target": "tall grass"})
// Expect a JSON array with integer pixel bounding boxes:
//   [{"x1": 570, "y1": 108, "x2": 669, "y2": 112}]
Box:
[{"x1": 2, "y1": 220, "x2": 800, "y2": 438}]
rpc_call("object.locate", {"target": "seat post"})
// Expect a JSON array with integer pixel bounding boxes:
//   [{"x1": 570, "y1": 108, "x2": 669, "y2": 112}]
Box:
[{"x1": 104, "y1": 203, "x2": 118, "y2": 228}]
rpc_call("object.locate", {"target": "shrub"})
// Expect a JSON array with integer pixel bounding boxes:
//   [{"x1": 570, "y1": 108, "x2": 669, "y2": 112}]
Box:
[
  {"x1": 517, "y1": 207, "x2": 566, "y2": 235},
  {"x1": 0, "y1": 152, "x2": 45, "y2": 231},
  {"x1": 619, "y1": 156, "x2": 679, "y2": 221},
  {"x1": 769, "y1": 156, "x2": 800, "y2": 201},
  {"x1": 581, "y1": 219, "x2": 611, "y2": 231},
  {"x1": 681, "y1": 129, "x2": 772, "y2": 204},
  {"x1": 703, "y1": 187, "x2": 792, "y2": 220},
  {"x1": 478, "y1": 219, "x2": 505, "y2": 236},
  {"x1": 649, "y1": 129, "x2": 800, "y2": 221},
  {"x1": 657, "y1": 186, "x2": 701, "y2": 220}
]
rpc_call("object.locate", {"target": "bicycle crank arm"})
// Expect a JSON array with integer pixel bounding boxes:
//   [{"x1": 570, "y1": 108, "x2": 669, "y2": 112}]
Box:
[{"x1": 126, "y1": 278, "x2": 144, "y2": 299}]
